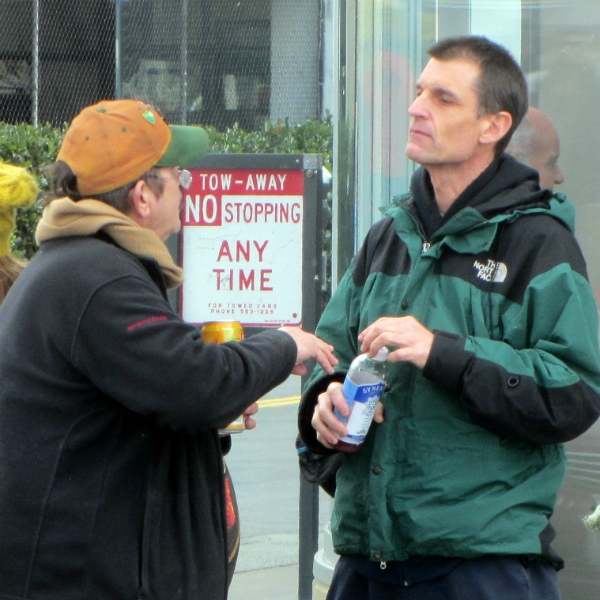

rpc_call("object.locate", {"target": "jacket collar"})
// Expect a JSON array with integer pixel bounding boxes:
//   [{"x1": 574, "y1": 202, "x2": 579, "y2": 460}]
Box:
[{"x1": 408, "y1": 154, "x2": 553, "y2": 237}]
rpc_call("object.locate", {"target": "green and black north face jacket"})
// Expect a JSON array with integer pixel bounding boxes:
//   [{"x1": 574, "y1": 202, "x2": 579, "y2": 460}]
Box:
[{"x1": 299, "y1": 155, "x2": 600, "y2": 565}]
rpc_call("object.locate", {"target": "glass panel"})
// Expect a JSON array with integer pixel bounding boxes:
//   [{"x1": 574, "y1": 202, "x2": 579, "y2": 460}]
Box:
[
  {"x1": 470, "y1": 0, "x2": 521, "y2": 58},
  {"x1": 332, "y1": 2, "x2": 600, "y2": 599},
  {"x1": 533, "y1": 3, "x2": 600, "y2": 307},
  {"x1": 336, "y1": 0, "x2": 419, "y2": 278},
  {"x1": 332, "y1": 0, "x2": 358, "y2": 283},
  {"x1": 524, "y1": 4, "x2": 600, "y2": 596}
]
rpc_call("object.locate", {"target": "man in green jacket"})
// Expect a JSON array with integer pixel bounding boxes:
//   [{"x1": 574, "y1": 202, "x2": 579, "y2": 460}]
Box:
[{"x1": 299, "y1": 36, "x2": 600, "y2": 600}]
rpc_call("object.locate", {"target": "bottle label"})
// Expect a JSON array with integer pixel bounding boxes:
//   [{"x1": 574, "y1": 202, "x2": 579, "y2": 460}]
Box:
[{"x1": 337, "y1": 379, "x2": 385, "y2": 444}]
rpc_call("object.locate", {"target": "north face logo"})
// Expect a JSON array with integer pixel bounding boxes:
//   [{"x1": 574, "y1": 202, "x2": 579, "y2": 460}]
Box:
[{"x1": 473, "y1": 259, "x2": 507, "y2": 283}]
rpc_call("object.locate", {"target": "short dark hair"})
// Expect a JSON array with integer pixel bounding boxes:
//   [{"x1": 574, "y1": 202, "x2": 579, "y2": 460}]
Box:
[
  {"x1": 42, "y1": 161, "x2": 165, "y2": 212},
  {"x1": 428, "y1": 36, "x2": 528, "y2": 157}
]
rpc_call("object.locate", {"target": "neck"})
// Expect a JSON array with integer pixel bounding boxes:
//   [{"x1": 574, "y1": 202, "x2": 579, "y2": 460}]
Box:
[{"x1": 427, "y1": 155, "x2": 495, "y2": 214}]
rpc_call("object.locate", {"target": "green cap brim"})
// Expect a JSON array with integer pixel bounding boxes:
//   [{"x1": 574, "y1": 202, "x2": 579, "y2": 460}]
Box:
[{"x1": 156, "y1": 125, "x2": 210, "y2": 168}]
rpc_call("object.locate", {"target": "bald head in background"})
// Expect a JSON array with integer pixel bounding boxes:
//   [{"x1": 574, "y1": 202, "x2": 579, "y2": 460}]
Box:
[{"x1": 507, "y1": 107, "x2": 564, "y2": 190}]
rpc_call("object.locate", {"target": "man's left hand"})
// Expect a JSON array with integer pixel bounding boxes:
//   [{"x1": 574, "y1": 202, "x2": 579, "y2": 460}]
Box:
[{"x1": 358, "y1": 316, "x2": 434, "y2": 369}]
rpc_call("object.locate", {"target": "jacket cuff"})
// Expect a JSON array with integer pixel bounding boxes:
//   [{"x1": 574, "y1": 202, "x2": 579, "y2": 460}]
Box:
[
  {"x1": 422, "y1": 330, "x2": 471, "y2": 394},
  {"x1": 272, "y1": 329, "x2": 304, "y2": 372},
  {"x1": 298, "y1": 372, "x2": 346, "y2": 455}
]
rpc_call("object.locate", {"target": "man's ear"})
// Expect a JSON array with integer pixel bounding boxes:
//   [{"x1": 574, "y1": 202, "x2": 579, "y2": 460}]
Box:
[
  {"x1": 129, "y1": 179, "x2": 154, "y2": 220},
  {"x1": 480, "y1": 111, "x2": 512, "y2": 146}
]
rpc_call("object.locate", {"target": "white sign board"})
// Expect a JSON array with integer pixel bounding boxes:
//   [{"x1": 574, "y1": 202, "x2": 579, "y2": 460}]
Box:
[{"x1": 180, "y1": 168, "x2": 305, "y2": 326}]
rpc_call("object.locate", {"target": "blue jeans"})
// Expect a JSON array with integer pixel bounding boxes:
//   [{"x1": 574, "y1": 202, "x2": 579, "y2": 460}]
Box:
[{"x1": 326, "y1": 555, "x2": 561, "y2": 600}]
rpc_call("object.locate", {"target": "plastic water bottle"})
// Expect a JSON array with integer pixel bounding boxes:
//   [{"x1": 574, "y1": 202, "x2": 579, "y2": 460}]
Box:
[{"x1": 335, "y1": 347, "x2": 388, "y2": 453}]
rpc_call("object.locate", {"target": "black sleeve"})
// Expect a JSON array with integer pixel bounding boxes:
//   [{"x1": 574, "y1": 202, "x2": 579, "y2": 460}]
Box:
[
  {"x1": 423, "y1": 329, "x2": 600, "y2": 445},
  {"x1": 72, "y1": 275, "x2": 298, "y2": 432}
]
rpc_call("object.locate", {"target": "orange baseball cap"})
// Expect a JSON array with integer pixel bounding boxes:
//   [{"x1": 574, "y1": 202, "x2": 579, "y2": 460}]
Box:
[{"x1": 56, "y1": 99, "x2": 210, "y2": 196}]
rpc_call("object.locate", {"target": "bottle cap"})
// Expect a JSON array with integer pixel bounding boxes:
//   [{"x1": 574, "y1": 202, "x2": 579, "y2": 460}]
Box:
[{"x1": 373, "y1": 347, "x2": 389, "y2": 361}]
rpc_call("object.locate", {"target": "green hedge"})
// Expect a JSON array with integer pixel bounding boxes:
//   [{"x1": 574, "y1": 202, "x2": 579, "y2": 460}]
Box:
[
  {"x1": 0, "y1": 122, "x2": 66, "y2": 259},
  {"x1": 2, "y1": 115, "x2": 333, "y2": 260},
  {"x1": 206, "y1": 114, "x2": 332, "y2": 171}
]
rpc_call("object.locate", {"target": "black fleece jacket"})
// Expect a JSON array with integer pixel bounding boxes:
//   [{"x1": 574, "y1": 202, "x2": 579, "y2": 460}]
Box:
[{"x1": 0, "y1": 235, "x2": 297, "y2": 600}]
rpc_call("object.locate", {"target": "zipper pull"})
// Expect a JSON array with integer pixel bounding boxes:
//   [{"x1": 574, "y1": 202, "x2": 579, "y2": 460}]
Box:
[
  {"x1": 422, "y1": 242, "x2": 431, "y2": 253},
  {"x1": 380, "y1": 561, "x2": 387, "y2": 570}
]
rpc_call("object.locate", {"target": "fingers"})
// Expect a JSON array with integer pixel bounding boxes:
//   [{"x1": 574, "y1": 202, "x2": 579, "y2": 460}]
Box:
[
  {"x1": 242, "y1": 402, "x2": 259, "y2": 430},
  {"x1": 358, "y1": 316, "x2": 433, "y2": 369},
  {"x1": 244, "y1": 416, "x2": 257, "y2": 430},
  {"x1": 313, "y1": 343, "x2": 338, "y2": 375},
  {"x1": 279, "y1": 327, "x2": 338, "y2": 375},
  {"x1": 311, "y1": 382, "x2": 348, "y2": 448},
  {"x1": 311, "y1": 384, "x2": 386, "y2": 448},
  {"x1": 316, "y1": 432, "x2": 338, "y2": 449},
  {"x1": 328, "y1": 382, "x2": 350, "y2": 417},
  {"x1": 358, "y1": 316, "x2": 403, "y2": 353},
  {"x1": 373, "y1": 401, "x2": 385, "y2": 423},
  {"x1": 244, "y1": 402, "x2": 259, "y2": 417},
  {"x1": 290, "y1": 363, "x2": 308, "y2": 376}
]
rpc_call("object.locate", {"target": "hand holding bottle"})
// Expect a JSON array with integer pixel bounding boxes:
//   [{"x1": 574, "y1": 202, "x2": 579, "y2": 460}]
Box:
[{"x1": 313, "y1": 349, "x2": 388, "y2": 451}]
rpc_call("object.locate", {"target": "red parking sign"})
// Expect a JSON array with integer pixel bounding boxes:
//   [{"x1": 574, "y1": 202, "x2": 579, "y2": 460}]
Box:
[{"x1": 180, "y1": 167, "x2": 305, "y2": 326}]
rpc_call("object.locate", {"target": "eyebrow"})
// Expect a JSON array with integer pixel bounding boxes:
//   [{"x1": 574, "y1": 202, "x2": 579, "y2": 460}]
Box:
[{"x1": 416, "y1": 81, "x2": 461, "y2": 102}]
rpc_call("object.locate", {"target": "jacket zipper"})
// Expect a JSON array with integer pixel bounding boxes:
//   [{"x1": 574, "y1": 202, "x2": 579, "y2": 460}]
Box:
[
  {"x1": 400, "y1": 201, "x2": 430, "y2": 255},
  {"x1": 396, "y1": 203, "x2": 431, "y2": 316}
]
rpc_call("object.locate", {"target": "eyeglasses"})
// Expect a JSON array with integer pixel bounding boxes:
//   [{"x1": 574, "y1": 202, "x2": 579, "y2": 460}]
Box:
[
  {"x1": 178, "y1": 169, "x2": 192, "y2": 189},
  {"x1": 147, "y1": 169, "x2": 192, "y2": 190}
]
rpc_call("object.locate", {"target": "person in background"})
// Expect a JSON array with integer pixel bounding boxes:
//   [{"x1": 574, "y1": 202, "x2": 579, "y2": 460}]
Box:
[
  {"x1": 299, "y1": 36, "x2": 600, "y2": 600},
  {"x1": 0, "y1": 162, "x2": 38, "y2": 304},
  {"x1": 506, "y1": 106, "x2": 564, "y2": 190},
  {"x1": 505, "y1": 108, "x2": 600, "y2": 310},
  {"x1": 0, "y1": 98, "x2": 337, "y2": 600}
]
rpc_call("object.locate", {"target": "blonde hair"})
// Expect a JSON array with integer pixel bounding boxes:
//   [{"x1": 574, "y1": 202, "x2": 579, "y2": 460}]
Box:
[
  {"x1": 0, "y1": 163, "x2": 39, "y2": 304},
  {"x1": 0, "y1": 163, "x2": 39, "y2": 258}
]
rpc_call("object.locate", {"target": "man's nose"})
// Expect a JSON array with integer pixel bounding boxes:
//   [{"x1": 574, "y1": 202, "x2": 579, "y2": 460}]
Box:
[
  {"x1": 408, "y1": 94, "x2": 426, "y2": 118},
  {"x1": 554, "y1": 165, "x2": 564, "y2": 186}
]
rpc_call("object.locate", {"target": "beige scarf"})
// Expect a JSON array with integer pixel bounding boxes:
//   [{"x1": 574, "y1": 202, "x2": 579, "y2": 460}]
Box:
[{"x1": 36, "y1": 198, "x2": 184, "y2": 289}]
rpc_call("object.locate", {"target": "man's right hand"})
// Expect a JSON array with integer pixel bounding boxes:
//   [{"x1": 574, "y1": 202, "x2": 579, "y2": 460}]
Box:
[
  {"x1": 278, "y1": 327, "x2": 338, "y2": 375},
  {"x1": 312, "y1": 382, "x2": 348, "y2": 448},
  {"x1": 312, "y1": 382, "x2": 385, "y2": 449}
]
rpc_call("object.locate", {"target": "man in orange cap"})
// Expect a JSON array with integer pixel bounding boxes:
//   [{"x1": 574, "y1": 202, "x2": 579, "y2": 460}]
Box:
[{"x1": 0, "y1": 99, "x2": 337, "y2": 600}]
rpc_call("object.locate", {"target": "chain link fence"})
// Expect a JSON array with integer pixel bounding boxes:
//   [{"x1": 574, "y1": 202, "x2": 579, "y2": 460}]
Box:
[{"x1": 0, "y1": 0, "x2": 322, "y2": 130}]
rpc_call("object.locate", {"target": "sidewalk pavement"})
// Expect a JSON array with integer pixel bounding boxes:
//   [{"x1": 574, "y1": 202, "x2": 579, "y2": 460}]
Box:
[
  {"x1": 229, "y1": 563, "x2": 299, "y2": 600},
  {"x1": 228, "y1": 533, "x2": 300, "y2": 600}
]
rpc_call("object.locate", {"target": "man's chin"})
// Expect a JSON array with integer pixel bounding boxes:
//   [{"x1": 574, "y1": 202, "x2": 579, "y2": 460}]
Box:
[{"x1": 405, "y1": 144, "x2": 425, "y2": 164}]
